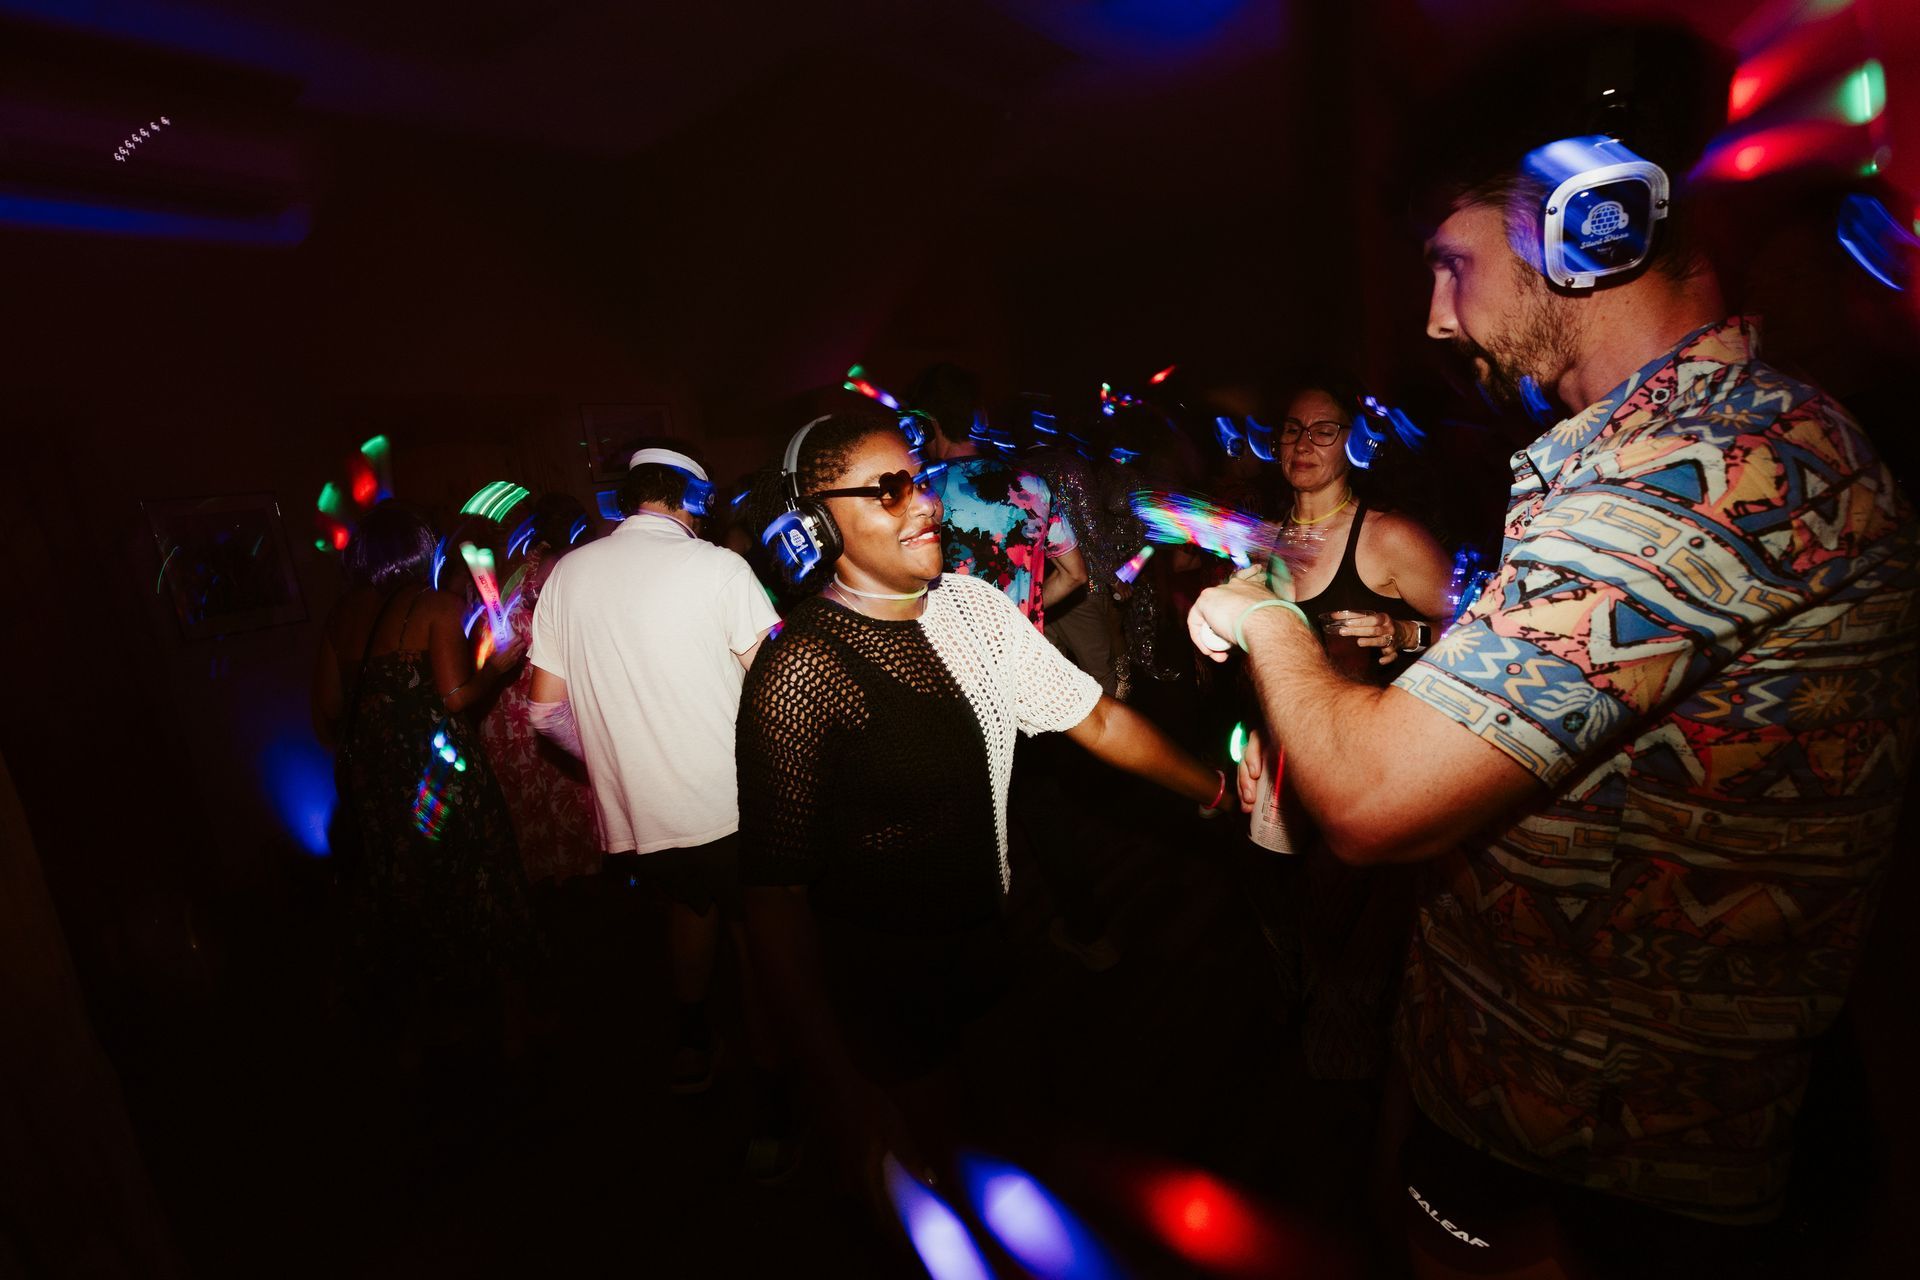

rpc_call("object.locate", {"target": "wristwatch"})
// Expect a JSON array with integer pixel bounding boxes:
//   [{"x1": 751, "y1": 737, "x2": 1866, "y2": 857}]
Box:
[{"x1": 1402, "y1": 620, "x2": 1431, "y2": 653}]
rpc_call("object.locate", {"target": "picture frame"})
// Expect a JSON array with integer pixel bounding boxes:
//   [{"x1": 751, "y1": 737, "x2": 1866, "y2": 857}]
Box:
[
  {"x1": 143, "y1": 493, "x2": 308, "y2": 640},
  {"x1": 581, "y1": 403, "x2": 674, "y2": 484}
]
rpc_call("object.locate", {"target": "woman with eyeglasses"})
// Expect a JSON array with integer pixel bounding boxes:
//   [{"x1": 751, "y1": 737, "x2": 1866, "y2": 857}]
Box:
[
  {"x1": 1240, "y1": 375, "x2": 1452, "y2": 1088},
  {"x1": 736, "y1": 401, "x2": 1227, "y2": 1192}
]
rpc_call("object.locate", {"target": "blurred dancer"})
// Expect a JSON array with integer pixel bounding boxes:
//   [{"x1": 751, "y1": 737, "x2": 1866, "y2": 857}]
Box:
[
  {"x1": 311, "y1": 501, "x2": 535, "y2": 1055},
  {"x1": 480, "y1": 494, "x2": 600, "y2": 886},
  {"x1": 527, "y1": 448, "x2": 780, "y2": 1112}
]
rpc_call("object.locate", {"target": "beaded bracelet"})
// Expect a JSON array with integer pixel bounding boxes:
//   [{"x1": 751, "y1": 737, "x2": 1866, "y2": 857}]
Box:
[{"x1": 1233, "y1": 597, "x2": 1312, "y2": 651}]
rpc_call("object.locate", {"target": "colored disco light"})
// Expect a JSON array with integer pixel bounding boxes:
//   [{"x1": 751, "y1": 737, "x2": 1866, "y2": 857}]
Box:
[
  {"x1": 1695, "y1": 119, "x2": 1858, "y2": 183},
  {"x1": 358, "y1": 434, "x2": 393, "y2": 502},
  {"x1": 316, "y1": 481, "x2": 349, "y2": 520},
  {"x1": 260, "y1": 735, "x2": 335, "y2": 856},
  {"x1": 1839, "y1": 59, "x2": 1885, "y2": 126},
  {"x1": 506, "y1": 516, "x2": 538, "y2": 560},
  {"x1": 845, "y1": 365, "x2": 902, "y2": 411},
  {"x1": 349, "y1": 459, "x2": 378, "y2": 507},
  {"x1": 1230, "y1": 722, "x2": 1247, "y2": 765},
  {"x1": 569, "y1": 513, "x2": 588, "y2": 545},
  {"x1": 1140, "y1": 1170, "x2": 1282, "y2": 1274},
  {"x1": 958, "y1": 1154, "x2": 1119, "y2": 1280},
  {"x1": 1242, "y1": 417, "x2": 1275, "y2": 462},
  {"x1": 1213, "y1": 416, "x2": 1245, "y2": 458},
  {"x1": 1117, "y1": 544, "x2": 1155, "y2": 585},
  {"x1": 1130, "y1": 490, "x2": 1293, "y2": 567},
  {"x1": 882, "y1": 1154, "x2": 994, "y2": 1280},
  {"x1": 1837, "y1": 193, "x2": 1919, "y2": 291},
  {"x1": 1098, "y1": 381, "x2": 1144, "y2": 419},
  {"x1": 460, "y1": 481, "x2": 530, "y2": 523},
  {"x1": 459, "y1": 542, "x2": 513, "y2": 650},
  {"x1": 412, "y1": 724, "x2": 469, "y2": 842},
  {"x1": 1348, "y1": 397, "x2": 1426, "y2": 470},
  {"x1": 1149, "y1": 364, "x2": 1178, "y2": 385},
  {"x1": 1727, "y1": 0, "x2": 1862, "y2": 124}
]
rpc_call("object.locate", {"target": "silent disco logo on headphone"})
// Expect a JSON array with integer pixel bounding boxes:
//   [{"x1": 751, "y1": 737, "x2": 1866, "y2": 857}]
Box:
[
  {"x1": 1579, "y1": 200, "x2": 1630, "y2": 249},
  {"x1": 784, "y1": 527, "x2": 807, "y2": 552}
]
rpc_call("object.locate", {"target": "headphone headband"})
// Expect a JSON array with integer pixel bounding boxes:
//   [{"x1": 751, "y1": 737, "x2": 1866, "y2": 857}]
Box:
[
  {"x1": 783, "y1": 415, "x2": 832, "y2": 483},
  {"x1": 628, "y1": 447, "x2": 710, "y2": 483}
]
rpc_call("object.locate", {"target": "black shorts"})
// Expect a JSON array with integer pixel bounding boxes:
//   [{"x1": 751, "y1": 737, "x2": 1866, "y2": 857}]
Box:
[
  {"x1": 1399, "y1": 1108, "x2": 1796, "y2": 1280},
  {"x1": 607, "y1": 833, "x2": 741, "y2": 916}
]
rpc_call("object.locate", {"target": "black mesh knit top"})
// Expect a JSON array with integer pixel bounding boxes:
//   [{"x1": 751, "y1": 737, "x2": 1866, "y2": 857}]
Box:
[{"x1": 737, "y1": 575, "x2": 1102, "y2": 934}]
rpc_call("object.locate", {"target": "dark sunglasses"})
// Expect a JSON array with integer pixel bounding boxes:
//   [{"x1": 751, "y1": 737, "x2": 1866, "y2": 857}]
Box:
[{"x1": 813, "y1": 463, "x2": 946, "y2": 513}]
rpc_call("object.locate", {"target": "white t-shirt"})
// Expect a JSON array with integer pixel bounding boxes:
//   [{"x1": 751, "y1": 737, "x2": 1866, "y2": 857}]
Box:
[{"x1": 529, "y1": 512, "x2": 778, "y2": 854}]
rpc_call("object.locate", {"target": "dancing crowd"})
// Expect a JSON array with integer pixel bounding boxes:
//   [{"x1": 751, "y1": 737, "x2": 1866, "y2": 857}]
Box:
[{"x1": 309, "y1": 75, "x2": 1916, "y2": 1280}]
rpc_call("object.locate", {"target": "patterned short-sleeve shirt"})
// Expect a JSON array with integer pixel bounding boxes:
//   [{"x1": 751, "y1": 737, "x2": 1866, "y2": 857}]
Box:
[
  {"x1": 932, "y1": 456, "x2": 1078, "y2": 630},
  {"x1": 1394, "y1": 317, "x2": 1918, "y2": 1222}
]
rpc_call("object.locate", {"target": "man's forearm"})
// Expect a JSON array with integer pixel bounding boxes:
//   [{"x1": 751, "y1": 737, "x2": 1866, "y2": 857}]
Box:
[{"x1": 1239, "y1": 608, "x2": 1407, "y2": 857}]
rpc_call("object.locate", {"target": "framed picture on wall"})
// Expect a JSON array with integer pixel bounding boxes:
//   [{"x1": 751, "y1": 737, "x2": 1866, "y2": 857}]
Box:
[
  {"x1": 143, "y1": 493, "x2": 307, "y2": 640},
  {"x1": 582, "y1": 403, "x2": 674, "y2": 483}
]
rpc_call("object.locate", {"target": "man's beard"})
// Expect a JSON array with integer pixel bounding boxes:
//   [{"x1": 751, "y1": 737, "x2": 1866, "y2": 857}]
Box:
[{"x1": 1453, "y1": 269, "x2": 1580, "y2": 413}]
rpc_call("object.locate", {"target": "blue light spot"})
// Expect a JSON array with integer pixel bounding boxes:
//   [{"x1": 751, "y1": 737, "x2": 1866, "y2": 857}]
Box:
[
  {"x1": 885, "y1": 1155, "x2": 993, "y2": 1280},
  {"x1": 959, "y1": 1153, "x2": 1120, "y2": 1280},
  {"x1": 259, "y1": 736, "x2": 335, "y2": 857},
  {"x1": 0, "y1": 193, "x2": 310, "y2": 246}
]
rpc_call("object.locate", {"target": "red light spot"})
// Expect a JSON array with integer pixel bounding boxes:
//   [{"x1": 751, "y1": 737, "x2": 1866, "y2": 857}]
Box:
[
  {"x1": 1734, "y1": 144, "x2": 1767, "y2": 174},
  {"x1": 331, "y1": 525, "x2": 350, "y2": 550},
  {"x1": 351, "y1": 461, "x2": 378, "y2": 507},
  {"x1": 1149, "y1": 364, "x2": 1177, "y2": 385},
  {"x1": 1143, "y1": 1171, "x2": 1280, "y2": 1274},
  {"x1": 1729, "y1": 72, "x2": 1761, "y2": 118}
]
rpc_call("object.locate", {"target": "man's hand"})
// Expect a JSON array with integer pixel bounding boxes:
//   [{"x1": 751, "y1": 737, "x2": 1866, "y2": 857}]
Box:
[{"x1": 1188, "y1": 565, "x2": 1287, "y2": 661}]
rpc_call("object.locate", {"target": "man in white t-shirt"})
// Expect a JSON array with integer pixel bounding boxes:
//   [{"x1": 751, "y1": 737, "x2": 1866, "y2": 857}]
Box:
[{"x1": 527, "y1": 445, "x2": 778, "y2": 1095}]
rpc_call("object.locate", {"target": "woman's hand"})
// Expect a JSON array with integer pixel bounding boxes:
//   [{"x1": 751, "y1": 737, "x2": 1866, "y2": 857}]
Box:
[
  {"x1": 1324, "y1": 610, "x2": 1404, "y2": 664},
  {"x1": 482, "y1": 637, "x2": 528, "y2": 678}
]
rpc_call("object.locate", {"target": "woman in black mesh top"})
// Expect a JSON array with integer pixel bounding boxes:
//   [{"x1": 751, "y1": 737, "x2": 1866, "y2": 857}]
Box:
[{"x1": 737, "y1": 403, "x2": 1225, "y2": 1185}]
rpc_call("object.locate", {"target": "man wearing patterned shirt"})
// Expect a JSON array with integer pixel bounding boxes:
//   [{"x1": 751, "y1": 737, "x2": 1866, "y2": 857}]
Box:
[{"x1": 1191, "y1": 128, "x2": 1916, "y2": 1271}]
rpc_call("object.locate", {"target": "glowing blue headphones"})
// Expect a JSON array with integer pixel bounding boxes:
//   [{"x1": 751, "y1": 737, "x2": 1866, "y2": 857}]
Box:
[
  {"x1": 1521, "y1": 134, "x2": 1670, "y2": 290},
  {"x1": 761, "y1": 416, "x2": 842, "y2": 585},
  {"x1": 628, "y1": 447, "x2": 714, "y2": 518}
]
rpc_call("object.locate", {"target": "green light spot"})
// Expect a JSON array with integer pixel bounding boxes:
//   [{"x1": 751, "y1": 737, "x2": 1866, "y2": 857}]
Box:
[
  {"x1": 460, "y1": 481, "x2": 530, "y2": 522},
  {"x1": 315, "y1": 538, "x2": 328, "y2": 551},
  {"x1": 358, "y1": 434, "x2": 391, "y2": 467},
  {"x1": 316, "y1": 481, "x2": 348, "y2": 518},
  {"x1": 1841, "y1": 60, "x2": 1885, "y2": 127},
  {"x1": 1860, "y1": 158, "x2": 1881, "y2": 177},
  {"x1": 1229, "y1": 721, "x2": 1247, "y2": 765},
  {"x1": 846, "y1": 364, "x2": 865, "y2": 379}
]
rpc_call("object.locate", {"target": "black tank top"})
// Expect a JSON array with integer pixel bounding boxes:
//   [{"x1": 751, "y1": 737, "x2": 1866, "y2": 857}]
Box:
[{"x1": 1292, "y1": 504, "x2": 1417, "y2": 684}]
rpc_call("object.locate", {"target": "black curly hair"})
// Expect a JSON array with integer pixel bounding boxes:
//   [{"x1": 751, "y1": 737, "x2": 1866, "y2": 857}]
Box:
[{"x1": 739, "y1": 401, "x2": 907, "y2": 596}]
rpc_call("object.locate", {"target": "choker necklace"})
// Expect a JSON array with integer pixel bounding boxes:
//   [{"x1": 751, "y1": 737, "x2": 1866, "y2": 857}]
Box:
[
  {"x1": 832, "y1": 576, "x2": 928, "y2": 601},
  {"x1": 1288, "y1": 489, "x2": 1354, "y2": 526}
]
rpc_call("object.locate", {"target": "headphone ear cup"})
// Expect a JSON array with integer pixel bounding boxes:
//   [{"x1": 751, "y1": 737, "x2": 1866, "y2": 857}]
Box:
[{"x1": 797, "y1": 499, "x2": 843, "y2": 566}]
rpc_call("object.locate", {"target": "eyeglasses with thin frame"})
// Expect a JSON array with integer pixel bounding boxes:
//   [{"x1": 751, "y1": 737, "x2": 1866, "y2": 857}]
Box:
[
  {"x1": 1279, "y1": 418, "x2": 1349, "y2": 446},
  {"x1": 812, "y1": 463, "x2": 947, "y2": 513}
]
